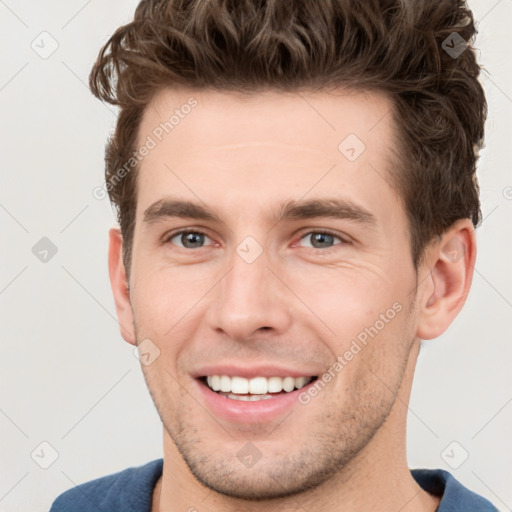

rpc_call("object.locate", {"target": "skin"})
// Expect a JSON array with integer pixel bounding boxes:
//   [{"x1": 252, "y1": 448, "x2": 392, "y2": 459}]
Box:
[{"x1": 108, "y1": 87, "x2": 476, "y2": 512}]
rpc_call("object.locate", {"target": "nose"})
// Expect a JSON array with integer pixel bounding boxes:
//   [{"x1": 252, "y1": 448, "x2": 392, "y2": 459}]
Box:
[{"x1": 205, "y1": 245, "x2": 293, "y2": 341}]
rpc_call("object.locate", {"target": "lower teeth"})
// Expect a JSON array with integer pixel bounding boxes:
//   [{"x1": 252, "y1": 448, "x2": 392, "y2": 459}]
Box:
[{"x1": 217, "y1": 391, "x2": 287, "y2": 401}]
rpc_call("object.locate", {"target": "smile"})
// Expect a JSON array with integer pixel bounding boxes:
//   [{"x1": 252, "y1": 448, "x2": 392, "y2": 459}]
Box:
[{"x1": 201, "y1": 375, "x2": 318, "y2": 401}]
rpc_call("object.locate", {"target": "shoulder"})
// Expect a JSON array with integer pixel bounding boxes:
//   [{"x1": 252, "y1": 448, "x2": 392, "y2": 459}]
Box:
[
  {"x1": 49, "y1": 458, "x2": 163, "y2": 512},
  {"x1": 411, "y1": 468, "x2": 499, "y2": 511}
]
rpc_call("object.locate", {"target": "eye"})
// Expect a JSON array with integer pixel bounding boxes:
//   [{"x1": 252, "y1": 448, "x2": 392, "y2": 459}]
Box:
[
  {"x1": 166, "y1": 230, "x2": 214, "y2": 249},
  {"x1": 297, "y1": 231, "x2": 344, "y2": 249}
]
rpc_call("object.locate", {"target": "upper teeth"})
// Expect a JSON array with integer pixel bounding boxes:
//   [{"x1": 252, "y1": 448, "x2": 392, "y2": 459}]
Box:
[{"x1": 206, "y1": 375, "x2": 312, "y2": 394}]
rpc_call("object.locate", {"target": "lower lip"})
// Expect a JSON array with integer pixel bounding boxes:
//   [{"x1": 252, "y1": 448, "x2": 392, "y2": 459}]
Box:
[{"x1": 193, "y1": 378, "x2": 316, "y2": 424}]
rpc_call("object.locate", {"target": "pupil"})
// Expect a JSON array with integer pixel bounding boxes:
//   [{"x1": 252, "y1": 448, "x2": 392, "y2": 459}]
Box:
[
  {"x1": 182, "y1": 232, "x2": 203, "y2": 248},
  {"x1": 311, "y1": 233, "x2": 333, "y2": 248}
]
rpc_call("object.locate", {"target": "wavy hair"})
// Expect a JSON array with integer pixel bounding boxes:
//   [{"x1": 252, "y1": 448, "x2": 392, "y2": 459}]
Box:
[{"x1": 89, "y1": 0, "x2": 487, "y2": 275}]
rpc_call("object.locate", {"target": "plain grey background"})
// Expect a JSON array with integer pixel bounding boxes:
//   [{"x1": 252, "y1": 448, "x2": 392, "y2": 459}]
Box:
[{"x1": 0, "y1": 1, "x2": 511, "y2": 511}]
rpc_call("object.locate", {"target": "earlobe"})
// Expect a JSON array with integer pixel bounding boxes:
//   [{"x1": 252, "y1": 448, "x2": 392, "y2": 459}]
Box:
[
  {"x1": 108, "y1": 227, "x2": 137, "y2": 345},
  {"x1": 416, "y1": 220, "x2": 476, "y2": 340}
]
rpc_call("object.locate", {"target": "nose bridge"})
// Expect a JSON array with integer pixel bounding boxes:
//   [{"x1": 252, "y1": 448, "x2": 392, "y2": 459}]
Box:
[
  {"x1": 226, "y1": 245, "x2": 269, "y2": 307},
  {"x1": 206, "y1": 239, "x2": 292, "y2": 339}
]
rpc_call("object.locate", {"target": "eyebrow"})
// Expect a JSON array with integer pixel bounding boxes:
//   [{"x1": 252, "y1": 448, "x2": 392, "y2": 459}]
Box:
[
  {"x1": 143, "y1": 197, "x2": 377, "y2": 226},
  {"x1": 279, "y1": 198, "x2": 376, "y2": 225},
  {"x1": 143, "y1": 199, "x2": 223, "y2": 224}
]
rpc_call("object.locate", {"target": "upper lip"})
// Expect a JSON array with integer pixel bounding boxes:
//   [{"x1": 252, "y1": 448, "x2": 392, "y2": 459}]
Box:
[{"x1": 191, "y1": 364, "x2": 320, "y2": 380}]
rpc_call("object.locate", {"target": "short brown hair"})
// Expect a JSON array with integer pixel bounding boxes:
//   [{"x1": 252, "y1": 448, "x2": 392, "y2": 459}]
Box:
[{"x1": 89, "y1": 0, "x2": 487, "y2": 277}]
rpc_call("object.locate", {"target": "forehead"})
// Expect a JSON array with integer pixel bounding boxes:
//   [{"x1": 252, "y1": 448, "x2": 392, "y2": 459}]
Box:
[
  {"x1": 134, "y1": 87, "x2": 401, "y2": 224},
  {"x1": 139, "y1": 86, "x2": 393, "y2": 154}
]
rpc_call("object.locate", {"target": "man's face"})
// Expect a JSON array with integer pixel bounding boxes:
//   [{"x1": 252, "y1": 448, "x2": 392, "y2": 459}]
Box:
[{"x1": 123, "y1": 88, "x2": 422, "y2": 498}]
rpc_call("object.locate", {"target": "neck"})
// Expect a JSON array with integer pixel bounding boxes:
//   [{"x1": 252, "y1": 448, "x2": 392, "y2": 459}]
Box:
[{"x1": 153, "y1": 339, "x2": 440, "y2": 512}]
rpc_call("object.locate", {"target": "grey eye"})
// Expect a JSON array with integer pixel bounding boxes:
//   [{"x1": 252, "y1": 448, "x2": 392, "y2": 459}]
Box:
[
  {"x1": 299, "y1": 232, "x2": 342, "y2": 249},
  {"x1": 170, "y1": 231, "x2": 212, "y2": 249}
]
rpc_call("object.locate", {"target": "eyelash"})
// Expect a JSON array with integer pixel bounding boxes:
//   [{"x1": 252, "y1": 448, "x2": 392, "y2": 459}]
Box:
[{"x1": 163, "y1": 228, "x2": 348, "y2": 250}]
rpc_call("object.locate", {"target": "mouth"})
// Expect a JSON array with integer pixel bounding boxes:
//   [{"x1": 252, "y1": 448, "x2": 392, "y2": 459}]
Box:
[{"x1": 198, "y1": 374, "x2": 319, "y2": 401}]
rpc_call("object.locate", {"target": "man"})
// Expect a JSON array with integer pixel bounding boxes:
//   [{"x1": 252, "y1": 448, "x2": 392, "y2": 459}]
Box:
[{"x1": 50, "y1": 0, "x2": 498, "y2": 510}]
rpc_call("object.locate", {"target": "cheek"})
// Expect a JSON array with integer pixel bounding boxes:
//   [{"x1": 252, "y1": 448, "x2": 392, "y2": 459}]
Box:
[
  {"x1": 288, "y1": 265, "x2": 413, "y2": 389},
  {"x1": 130, "y1": 262, "x2": 211, "y2": 335},
  {"x1": 287, "y1": 264, "x2": 403, "y2": 333}
]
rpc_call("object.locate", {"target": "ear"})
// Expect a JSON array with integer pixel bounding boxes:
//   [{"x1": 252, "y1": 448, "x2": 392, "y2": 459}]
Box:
[
  {"x1": 108, "y1": 227, "x2": 136, "y2": 345},
  {"x1": 416, "y1": 219, "x2": 477, "y2": 340}
]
